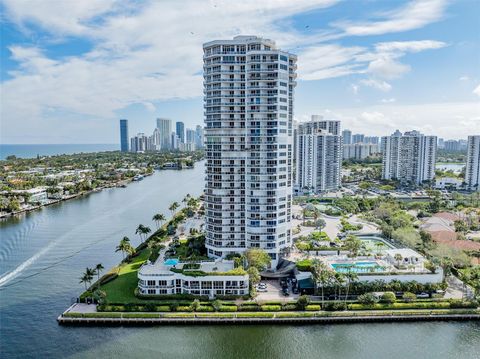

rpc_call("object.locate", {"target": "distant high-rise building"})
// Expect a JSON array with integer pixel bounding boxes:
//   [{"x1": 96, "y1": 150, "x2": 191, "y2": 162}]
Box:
[
  {"x1": 195, "y1": 125, "x2": 204, "y2": 149},
  {"x1": 444, "y1": 140, "x2": 460, "y2": 152},
  {"x1": 459, "y1": 139, "x2": 468, "y2": 151},
  {"x1": 171, "y1": 132, "x2": 180, "y2": 150},
  {"x1": 119, "y1": 119, "x2": 129, "y2": 152},
  {"x1": 343, "y1": 143, "x2": 379, "y2": 160},
  {"x1": 157, "y1": 118, "x2": 172, "y2": 150},
  {"x1": 381, "y1": 130, "x2": 437, "y2": 185},
  {"x1": 438, "y1": 138, "x2": 445, "y2": 149},
  {"x1": 203, "y1": 35, "x2": 296, "y2": 263},
  {"x1": 352, "y1": 134, "x2": 365, "y2": 144},
  {"x1": 186, "y1": 128, "x2": 196, "y2": 144},
  {"x1": 151, "y1": 127, "x2": 161, "y2": 150},
  {"x1": 295, "y1": 117, "x2": 342, "y2": 193},
  {"x1": 130, "y1": 133, "x2": 148, "y2": 153},
  {"x1": 342, "y1": 129, "x2": 352, "y2": 145},
  {"x1": 176, "y1": 122, "x2": 185, "y2": 143},
  {"x1": 465, "y1": 135, "x2": 480, "y2": 191},
  {"x1": 364, "y1": 136, "x2": 379, "y2": 145}
]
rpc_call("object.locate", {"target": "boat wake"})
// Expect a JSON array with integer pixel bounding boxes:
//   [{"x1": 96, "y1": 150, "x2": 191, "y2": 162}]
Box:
[{"x1": 0, "y1": 240, "x2": 55, "y2": 287}]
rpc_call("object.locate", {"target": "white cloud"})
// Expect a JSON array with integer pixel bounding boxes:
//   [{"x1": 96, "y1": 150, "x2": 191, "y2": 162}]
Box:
[
  {"x1": 297, "y1": 44, "x2": 366, "y2": 80},
  {"x1": 306, "y1": 102, "x2": 480, "y2": 138},
  {"x1": 350, "y1": 84, "x2": 359, "y2": 95},
  {"x1": 0, "y1": 0, "x2": 459, "y2": 142},
  {"x1": 473, "y1": 84, "x2": 480, "y2": 97},
  {"x1": 459, "y1": 76, "x2": 469, "y2": 81},
  {"x1": 360, "y1": 79, "x2": 392, "y2": 92},
  {"x1": 375, "y1": 40, "x2": 447, "y2": 53},
  {"x1": 381, "y1": 98, "x2": 396, "y2": 103},
  {"x1": 367, "y1": 55, "x2": 411, "y2": 79},
  {"x1": 333, "y1": 0, "x2": 448, "y2": 36}
]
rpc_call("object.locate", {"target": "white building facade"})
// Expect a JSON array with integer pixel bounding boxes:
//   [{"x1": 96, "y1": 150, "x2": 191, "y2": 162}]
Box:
[
  {"x1": 295, "y1": 117, "x2": 342, "y2": 193},
  {"x1": 465, "y1": 135, "x2": 480, "y2": 191},
  {"x1": 381, "y1": 130, "x2": 437, "y2": 185},
  {"x1": 138, "y1": 260, "x2": 249, "y2": 298},
  {"x1": 203, "y1": 36, "x2": 297, "y2": 263}
]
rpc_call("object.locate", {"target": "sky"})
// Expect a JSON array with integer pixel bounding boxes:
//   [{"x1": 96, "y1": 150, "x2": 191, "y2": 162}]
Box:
[{"x1": 0, "y1": 0, "x2": 479, "y2": 144}]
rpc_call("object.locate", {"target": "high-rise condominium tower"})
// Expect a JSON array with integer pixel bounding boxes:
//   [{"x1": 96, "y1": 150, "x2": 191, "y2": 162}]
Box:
[
  {"x1": 465, "y1": 135, "x2": 480, "y2": 190},
  {"x1": 176, "y1": 122, "x2": 185, "y2": 143},
  {"x1": 342, "y1": 129, "x2": 352, "y2": 145},
  {"x1": 295, "y1": 117, "x2": 342, "y2": 193},
  {"x1": 157, "y1": 118, "x2": 172, "y2": 150},
  {"x1": 203, "y1": 35, "x2": 297, "y2": 264},
  {"x1": 381, "y1": 130, "x2": 437, "y2": 185},
  {"x1": 119, "y1": 119, "x2": 129, "y2": 152}
]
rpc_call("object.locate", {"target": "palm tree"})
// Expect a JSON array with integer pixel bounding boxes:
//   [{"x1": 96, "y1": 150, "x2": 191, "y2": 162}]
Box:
[
  {"x1": 115, "y1": 236, "x2": 130, "y2": 259},
  {"x1": 79, "y1": 274, "x2": 90, "y2": 291},
  {"x1": 136, "y1": 224, "x2": 146, "y2": 242},
  {"x1": 344, "y1": 235, "x2": 362, "y2": 258},
  {"x1": 141, "y1": 226, "x2": 151, "y2": 241},
  {"x1": 169, "y1": 202, "x2": 179, "y2": 217},
  {"x1": 85, "y1": 267, "x2": 96, "y2": 287},
  {"x1": 152, "y1": 213, "x2": 166, "y2": 229},
  {"x1": 311, "y1": 260, "x2": 332, "y2": 308},
  {"x1": 95, "y1": 263, "x2": 104, "y2": 281},
  {"x1": 344, "y1": 271, "x2": 358, "y2": 305},
  {"x1": 182, "y1": 194, "x2": 191, "y2": 208}
]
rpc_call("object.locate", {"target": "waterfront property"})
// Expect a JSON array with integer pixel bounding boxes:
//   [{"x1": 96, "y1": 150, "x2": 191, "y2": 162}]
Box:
[{"x1": 138, "y1": 259, "x2": 249, "y2": 298}]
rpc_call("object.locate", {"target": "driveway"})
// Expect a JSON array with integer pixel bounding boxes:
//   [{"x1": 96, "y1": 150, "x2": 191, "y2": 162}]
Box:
[{"x1": 255, "y1": 279, "x2": 299, "y2": 302}]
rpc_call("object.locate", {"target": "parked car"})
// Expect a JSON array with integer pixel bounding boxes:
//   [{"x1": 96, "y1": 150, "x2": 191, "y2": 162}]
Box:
[
  {"x1": 292, "y1": 287, "x2": 299, "y2": 294},
  {"x1": 257, "y1": 285, "x2": 268, "y2": 293},
  {"x1": 257, "y1": 282, "x2": 267, "y2": 289},
  {"x1": 282, "y1": 287, "x2": 290, "y2": 296}
]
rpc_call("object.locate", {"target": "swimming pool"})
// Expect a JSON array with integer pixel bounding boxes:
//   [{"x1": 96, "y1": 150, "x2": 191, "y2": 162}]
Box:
[
  {"x1": 331, "y1": 261, "x2": 386, "y2": 273},
  {"x1": 164, "y1": 258, "x2": 179, "y2": 266}
]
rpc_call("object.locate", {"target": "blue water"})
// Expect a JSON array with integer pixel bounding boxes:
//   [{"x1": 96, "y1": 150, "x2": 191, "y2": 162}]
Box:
[
  {"x1": 331, "y1": 262, "x2": 386, "y2": 273},
  {"x1": 0, "y1": 144, "x2": 119, "y2": 159},
  {"x1": 164, "y1": 258, "x2": 179, "y2": 266}
]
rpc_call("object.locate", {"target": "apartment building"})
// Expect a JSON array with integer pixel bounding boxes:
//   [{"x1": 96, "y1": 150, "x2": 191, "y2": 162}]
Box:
[{"x1": 203, "y1": 36, "x2": 297, "y2": 264}]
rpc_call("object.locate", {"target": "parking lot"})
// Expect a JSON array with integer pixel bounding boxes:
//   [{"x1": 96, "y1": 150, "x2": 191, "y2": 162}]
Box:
[{"x1": 255, "y1": 279, "x2": 300, "y2": 301}]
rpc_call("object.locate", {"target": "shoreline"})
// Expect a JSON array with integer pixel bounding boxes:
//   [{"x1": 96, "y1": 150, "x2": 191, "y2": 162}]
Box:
[
  {"x1": 58, "y1": 311, "x2": 480, "y2": 326},
  {"x1": 0, "y1": 166, "x2": 196, "y2": 220}
]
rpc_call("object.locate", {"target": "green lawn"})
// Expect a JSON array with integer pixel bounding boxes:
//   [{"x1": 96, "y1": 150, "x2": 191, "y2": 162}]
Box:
[{"x1": 100, "y1": 248, "x2": 151, "y2": 303}]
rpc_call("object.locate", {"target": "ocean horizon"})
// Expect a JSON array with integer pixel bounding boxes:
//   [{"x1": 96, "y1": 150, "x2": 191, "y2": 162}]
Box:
[{"x1": 0, "y1": 143, "x2": 119, "y2": 160}]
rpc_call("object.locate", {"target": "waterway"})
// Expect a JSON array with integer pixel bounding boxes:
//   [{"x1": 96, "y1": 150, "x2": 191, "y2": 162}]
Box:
[{"x1": 1, "y1": 161, "x2": 479, "y2": 358}]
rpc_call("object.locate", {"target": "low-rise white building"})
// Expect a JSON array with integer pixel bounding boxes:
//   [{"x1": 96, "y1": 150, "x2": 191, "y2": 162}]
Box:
[{"x1": 138, "y1": 259, "x2": 249, "y2": 299}]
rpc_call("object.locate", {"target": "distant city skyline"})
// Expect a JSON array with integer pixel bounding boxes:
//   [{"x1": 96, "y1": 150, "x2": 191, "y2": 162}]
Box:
[{"x1": 1, "y1": 0, "x2": 479, "y2": 143}]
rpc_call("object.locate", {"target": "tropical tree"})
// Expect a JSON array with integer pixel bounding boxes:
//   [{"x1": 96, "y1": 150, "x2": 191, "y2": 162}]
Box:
[
  {"x1": 394, "y1": 253, "x2": 403, "y2": 267},
  {"x1": 311, "y1": 259, "x2": 332, "y2": 307},
  {"x1": 245, "y1": 249, "x2": 271, "y2": 270},
  {"x1": 141, "y1": 226, "x2": 151, "y2": 241},
  {"x1": 116, "y1": 236, "x2": 131, "y2": 259},
  {"x1": 344, "y1": 235, "x2": 362, "y2": 258},
  {"x1": 136, "y1": 224, "x2": 146, "y2": 242},
  {"x1": 182, "y1": 194, "x2": 191, "y2": 208},
  {"x1": 344, "y1": 271, "x2": 359, "y2": 305},
  {"x1": 79, "y1": 274, "x2": 90, "y2": 291},
  {"x1": 95, "y1": 263, "x2": 104, "y2": 281},
  {"x1": 152, "y1": 213, "x2": 166, "y2": 229},
  {"x1": 169, "y1": 202, "x2": 179, "y2": 217}
]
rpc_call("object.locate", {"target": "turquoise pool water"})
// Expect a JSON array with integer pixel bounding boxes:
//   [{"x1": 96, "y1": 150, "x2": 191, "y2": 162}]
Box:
[
  {"x1": 164, "y1": 258, "x2": 179, "y2": 266},
  {"x1": 331, "y1": 261, "x2": 386, "y2": 273}
]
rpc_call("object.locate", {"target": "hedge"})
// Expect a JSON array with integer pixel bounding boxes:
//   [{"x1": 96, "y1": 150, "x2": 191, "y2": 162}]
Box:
[
  {"x1": 305, "y1": 305, "x2": 321, "y2": 311},
  {"x1": 261, "y1": 305, "x2": 282, "y2": 312},
  {"x1": 236, "y1": 312, "x2": 274, "y2": 318},
  {"x1": 123, "y1": 313, "x2": 160, "y2": 318},
  {"x1": 196, "y1": 306, "x2": 215, "y2": 312},
  {"x1": 276, "y1": 312, "x2": 316, "y2": 318},
  {"x1": 218, "y1": 306, "x2": 238, "y2": 312},
  {"x1": 348, "y1": 302, "x2": 452, "y2": 311}
]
